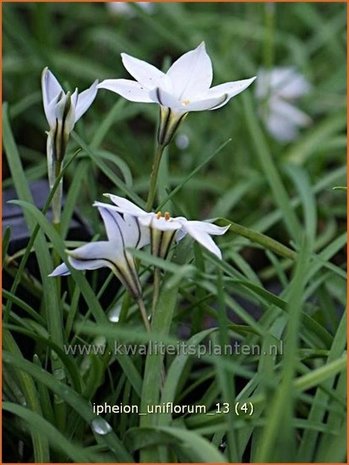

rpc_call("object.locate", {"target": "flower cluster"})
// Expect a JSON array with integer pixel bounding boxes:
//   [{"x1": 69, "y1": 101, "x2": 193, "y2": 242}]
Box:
[{"x1": 43, "y1": 42, "x2": 256, "y2": 316}]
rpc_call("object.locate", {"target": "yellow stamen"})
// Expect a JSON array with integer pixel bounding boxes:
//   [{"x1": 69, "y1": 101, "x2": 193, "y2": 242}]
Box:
[
  {"x1": 156, "y1": 211, "x2": 162, "y2": 219},
  {"x1": 164, "y1": 212, "x2": 171, "y2": 221}
]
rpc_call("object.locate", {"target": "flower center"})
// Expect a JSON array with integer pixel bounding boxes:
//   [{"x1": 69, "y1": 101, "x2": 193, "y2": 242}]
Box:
[
  {"x1": 181, "y1": 99, "x2": 190, "y2": 106},
  {"x1": 156, "y1": 211, "x2": 171, "y2": 221}
]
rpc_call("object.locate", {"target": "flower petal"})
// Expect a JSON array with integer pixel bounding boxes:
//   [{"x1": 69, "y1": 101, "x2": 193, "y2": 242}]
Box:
[
  {"x1": 206, "y1": 77, "x2": 256, "y2": 109},
  {"x1": 96, "y1": 205, "x2": 127, "y2": 245},
  {"x1": 67, "y1": 241, "x2": 122, "y2": 271},
  {"x1": 166, "y1": 42, "x2": 213, "y2": 99},
  {"x1": 49, "y1": 262, "x2": 71, "y2": 277},
  {"x1": 121, "y1": 52, "x2": 165, "y2": 88},
  {"x1": 181, "y1": 221, "x2": 226, "y2": 259},
  {"x1": 145, "y1": 215, "x2": 182, "y2": 232},
  {"x1": 175, "y1": 229, "x2": 187, "y2": 242},
  {"x1": 257, "y1": 68, "x2": 311, "y2": 99},
  {"x1": 265, "y1": 98, "x2": 311, "y2": 142},
  {"x1": 68, "y1": 241, "x2": 142, "y2": 298},
  {"x1": 125, "y1": 213, "x2": 151, "y2": 249},
  {"x1": 265, "y1": 112, "x2": 298, "y2": 142},
  {"x1": 74, "y1": 80, "x2": 98, "y2": 122},
  {"x1": 98, "y1": 79, "x2": 154, "y2": 103},
  {"x1": 42, "y1": 67, "x2": 63, "y2": 106},
  {"x1": 42, "y1": 68, "x2": 63, "y2": 127},
  {"x1": 97, "y1": 204, "x2": 150, "y2": 249},
  {"x1": 270, "y1": 98, "x2": 311, "y2": 127},
  {"x1": 149, "y1": 86, "x2": 183, "y2": 111},
  {"x1": 184, "y1": 221, "x2": 230, "y2": 236},
  {"x1": 278, "y1": 73, "x2": 311, "y2": 99},
  {"x1": 63, "y1": 93, "x2": 77, "y2": 135},
  {"x1": 101, "y1": 195, "x2": 147, "y2": 216},
  {"x1": 55, "y1": 93, "x2": 70, "y2": 121},
  {"x1": 184, "y1": 94, "x2": 230, "y2": 112}
]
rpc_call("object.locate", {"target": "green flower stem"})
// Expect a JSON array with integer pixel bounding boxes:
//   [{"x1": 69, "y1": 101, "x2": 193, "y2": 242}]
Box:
[
  {"x1": 152, "y1": 267, "x2": 161, "y2": 313},
  {"x1": 137, "y1": 298, "x2": 151, "y2": 333},
  {"x1": 146, "y1": 143, "x2": 165, "y2": 212},
  {"x1": 140, "y1": 282, "x2": 178, "y2": 462},
  {"x1": 51, "y1": 219, "x2": 67, "y2": 434},
  {"x1": 50, "y1": 160, "x2": 63, "y2": 225},
  {"x1": 50, "y1": 162, "x2": 68, "y2": 434},
  {"x1": 51, "y1": 179, "x2": 63, "y2": 225}
]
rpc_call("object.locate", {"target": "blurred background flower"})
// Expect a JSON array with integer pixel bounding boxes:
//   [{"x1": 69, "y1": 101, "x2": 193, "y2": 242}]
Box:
[
  {"x1": 106, "y1": 2, "x2": 154, "y2": 17},
  {"x1": 255, "y1": 67, "x2": 312, "y2": 142}
]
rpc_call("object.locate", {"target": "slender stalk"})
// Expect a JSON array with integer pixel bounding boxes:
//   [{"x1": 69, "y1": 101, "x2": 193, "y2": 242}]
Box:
[
  {"x1": 137, "y1": 298, "x2": 151, "y2": 332},
  {"x1": 146, "y1": 143, "x2": 165, "y2": 212},
  {"x1": 50, "y1": 163, "x2": 66, "y2": 432},
  {"x1": 51, "y1": 218, "x2": 67, "y2": 433},
  {"x1": 51, "y1": 180, "x2": 63, "y2": 225},
  {"x1": 49, "y1": 160, "x2": 63, "y2": 225},
  {"x1": 152, "y1": 268, "x2": 161, "y2": 313}
]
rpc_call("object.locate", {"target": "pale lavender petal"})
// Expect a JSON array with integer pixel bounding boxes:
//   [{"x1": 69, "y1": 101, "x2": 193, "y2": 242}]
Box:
[
  {"x1": 67, "y1": 241, "x2": 122, "y2": 271},
  {"x1": 123, "y1": 213, "x2": 151, "y2": 249},
  {"x1": 42, "y1": 67, "x2": 63, "y2": 109},
  {"x1": 42, "y1": 67, "x2": 63, "y2": 127},
  {"x1": 175, "y1": 229, "x2": 187, "y2": 242},
  {"x1": 96, "y1": 203, "x2": 150, "y2": 249},
  {"x1": 279, "y1": 74, "x2": 311, "y2": 99},
  {"x1": 270, "y1": 98, "x2": 311, "y2": 127},
  {"x1": 265, "y1": 113, "x2": 298, "y2": 142},
  {"x1": 96, "y1": 206, "x2": 125, "y2": 245},
  {"x1": 45, "y1": 92, "x2": 62, "y2": 128},
  {"x1": 67, "y1": 241, "x2": 142, "y2": 298},
  {"x1": 49, "y1": 262, "x2": 71, "y2": 277},
  {"x1": 270, "y1": 68, "x2": 310, "y2": 99}
]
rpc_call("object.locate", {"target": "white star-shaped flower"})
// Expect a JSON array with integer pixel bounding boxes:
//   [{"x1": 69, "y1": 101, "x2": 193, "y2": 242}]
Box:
[
  {"x1": 98, "y1": 42, "x2": 256, "y2": 145},
  {"x1": 95, "y1": 194, "x2": 230, "y2": 260}
]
